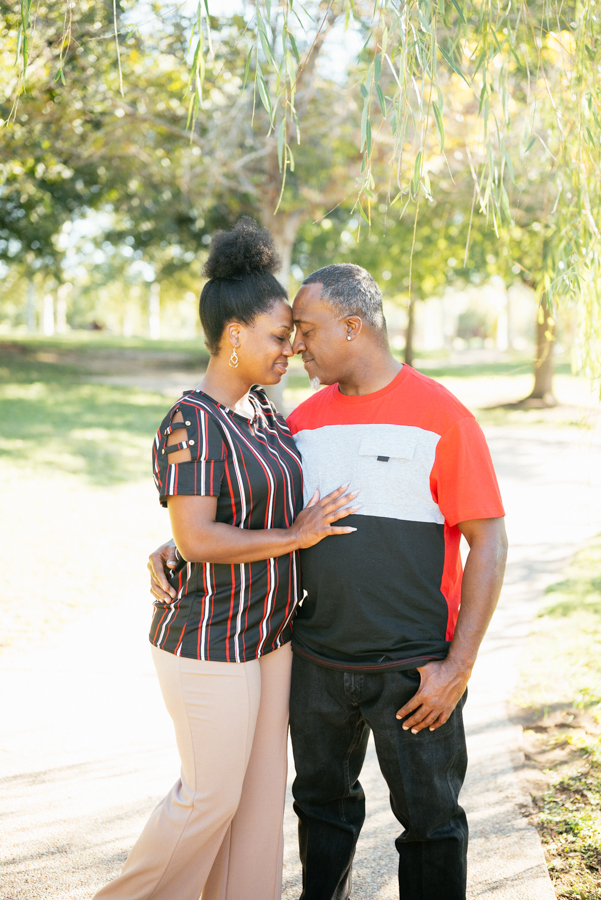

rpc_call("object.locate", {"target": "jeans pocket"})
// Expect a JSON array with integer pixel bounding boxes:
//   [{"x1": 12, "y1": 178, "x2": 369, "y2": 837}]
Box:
[{"x1": 402, "y1": 667, "x2": 421, "y2": 680}]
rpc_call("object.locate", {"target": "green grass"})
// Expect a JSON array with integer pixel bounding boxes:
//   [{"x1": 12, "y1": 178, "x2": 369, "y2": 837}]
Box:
[
  {"x1": 1, "y1": 331, "x2": 211, "y2": 356},
  {"x1": 539, "y1": 764, "x2": 601, "y2": 899},
  {"x1": 0, "y1": 341, "x2": 188, "y2": 485},
  {"x1": 0, "y1": 380, "x2": 169, "y2": 484},
  {"x1": 515, "y1": 537, "x2": 601, "y2": 898},
  {"x1": 521, "y1": 538, "x2": 601, "y2": 712},
  {"x1": 415, "y1": 359, "x2": 572, "y2": 379}
]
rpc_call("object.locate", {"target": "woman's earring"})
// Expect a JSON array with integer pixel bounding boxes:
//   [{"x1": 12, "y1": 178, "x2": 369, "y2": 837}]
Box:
[
  {"x1": 347, "y1": 334, "x2": 352, "y2": 341},
  {"x1": 229, "y1": 347, "x2": 239, "y2": 368}
]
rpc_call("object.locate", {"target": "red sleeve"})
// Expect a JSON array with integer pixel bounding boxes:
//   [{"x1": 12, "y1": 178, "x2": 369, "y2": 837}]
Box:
[{"x1": 430, "y1": 416, "x2": 505, "y2": 527}]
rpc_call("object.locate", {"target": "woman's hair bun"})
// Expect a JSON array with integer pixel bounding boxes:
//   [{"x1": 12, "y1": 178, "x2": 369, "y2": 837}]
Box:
[{"x1": 203, "y1": 217, "x2": 282, "y2": 281}]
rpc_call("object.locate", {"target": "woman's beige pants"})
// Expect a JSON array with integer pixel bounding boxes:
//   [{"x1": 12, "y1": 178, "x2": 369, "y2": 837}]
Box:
[{"x1": 93, "y1": 642, "x2": 292, "y2": 900}]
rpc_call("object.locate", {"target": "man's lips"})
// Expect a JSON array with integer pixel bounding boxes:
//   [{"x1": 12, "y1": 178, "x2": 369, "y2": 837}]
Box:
[{"x1": 302, "y1": 357, "x2": 314, "y2": 365}]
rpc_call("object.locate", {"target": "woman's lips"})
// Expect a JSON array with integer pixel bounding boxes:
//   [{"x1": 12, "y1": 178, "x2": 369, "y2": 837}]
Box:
[{"x1": 275, "y1": 362, "x2": 288, "y2": 372}]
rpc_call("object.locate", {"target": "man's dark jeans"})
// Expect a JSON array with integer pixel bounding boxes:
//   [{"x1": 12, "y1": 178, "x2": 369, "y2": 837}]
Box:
[{"x1": 289, "y1": 651, "x2": 468, "y2": 900}]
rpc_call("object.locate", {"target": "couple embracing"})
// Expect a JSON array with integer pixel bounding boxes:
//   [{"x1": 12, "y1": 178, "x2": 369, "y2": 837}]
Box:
[{"x1": 94, "y1": 218, "x2": 507, "y2": 900}]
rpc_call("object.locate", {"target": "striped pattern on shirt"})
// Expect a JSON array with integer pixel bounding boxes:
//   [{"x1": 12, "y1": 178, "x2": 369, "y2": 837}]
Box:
[{"x1": 151, "y1": 386, "x2": 303, "y2": 663}]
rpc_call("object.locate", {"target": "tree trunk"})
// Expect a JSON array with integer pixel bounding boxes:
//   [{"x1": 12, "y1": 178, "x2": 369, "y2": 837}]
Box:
[
  {"x1": 26, "y1": 280, "x2": 36, "y2": 332},
  {"x1": 523, "y1": 296, "x2": 557, "y2": 407},
  {"x1": 266, "y1": 210, "x2": 304, "y2": 294},
  {"x1": 404, "y1": 295, "x2": 415, "y2": 367},
  {"x1": 149, "y1": 282, "x2": 161, "y2": 340},
  {"x1": 260, "y1": 209, "x2": 305, "y2": 414}
]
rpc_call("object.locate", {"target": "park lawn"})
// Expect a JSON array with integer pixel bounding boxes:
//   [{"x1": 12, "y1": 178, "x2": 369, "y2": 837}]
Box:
[
  {"x1": 0, "y1": 342, "x2": 185, "y2": 652},
  {"x1": 514, "y1": 538, "x2": 601, "y2": 899},
  {"x1": 0, "y1": 376, "x2": 170, "y2": 485},
  {"x1": 2, "y1": 331, "x2": 211, "y2": 356},
  {"x1": 0, "y1": 339, "x2": 200, "y2": 484}
]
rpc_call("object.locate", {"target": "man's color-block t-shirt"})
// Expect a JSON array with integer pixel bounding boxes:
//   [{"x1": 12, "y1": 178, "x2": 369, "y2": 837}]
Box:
[{"x1": 286, "y1": 365, "x2": 505, "y2": 671}]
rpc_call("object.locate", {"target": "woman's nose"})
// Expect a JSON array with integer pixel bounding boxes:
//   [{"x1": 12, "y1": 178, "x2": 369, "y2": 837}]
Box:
[{"x1": 283, "y1": 342, "x2": 294, "y2": 357}]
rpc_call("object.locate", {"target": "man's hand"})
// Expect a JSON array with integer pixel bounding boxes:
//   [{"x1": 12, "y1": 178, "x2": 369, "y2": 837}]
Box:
[
  {"x1": 396, "y1": 660, "x2": 469, "y2": 733},
  {"x1": 148, "y1": 539, "x2": 178, "y2": 602}
]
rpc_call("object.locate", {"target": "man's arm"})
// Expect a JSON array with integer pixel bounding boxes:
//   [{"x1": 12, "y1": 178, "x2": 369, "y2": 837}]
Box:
[{"x1": 396, "y1": 516, "x2": 508, "y2": 733}]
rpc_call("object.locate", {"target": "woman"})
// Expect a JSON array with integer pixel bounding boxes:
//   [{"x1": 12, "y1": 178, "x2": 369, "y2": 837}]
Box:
[{"x1": 93, "y1": 218, "x2": 359, "y2": 900}]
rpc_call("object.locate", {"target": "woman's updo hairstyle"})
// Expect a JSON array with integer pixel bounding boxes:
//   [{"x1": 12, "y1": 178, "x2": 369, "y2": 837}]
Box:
[{"x1": 200, "y1": 217, "x2": 287, "y2": 353}]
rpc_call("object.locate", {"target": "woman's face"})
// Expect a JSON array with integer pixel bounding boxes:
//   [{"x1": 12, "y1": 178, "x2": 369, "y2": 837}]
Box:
[{"x1": 233, "y1": 298, "x2": 294, "y2": 385}]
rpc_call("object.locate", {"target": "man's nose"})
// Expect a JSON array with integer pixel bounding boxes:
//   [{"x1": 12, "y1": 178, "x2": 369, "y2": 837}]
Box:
[{"x1": 292, "y1": 333, "x2": 305, "y2": 354}]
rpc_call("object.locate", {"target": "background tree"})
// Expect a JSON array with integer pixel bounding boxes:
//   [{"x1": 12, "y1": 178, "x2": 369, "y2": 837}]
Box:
[
  {"x1": 2, "y1": 4, "x2": 361, "y2": 286},
  {"x1": 5, "y1": 1, "x2": 601, "y2": 401}
]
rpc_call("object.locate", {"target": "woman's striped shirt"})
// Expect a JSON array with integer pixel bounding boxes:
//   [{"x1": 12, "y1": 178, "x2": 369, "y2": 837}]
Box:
[{"x1": 151, "y1": 386, "x2": 303, "y2": 662}]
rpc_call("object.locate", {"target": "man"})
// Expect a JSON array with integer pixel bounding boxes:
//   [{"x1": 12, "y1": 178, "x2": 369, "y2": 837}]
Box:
[{"x1": 149, "y1": 264, "x2": 507, "y2": 900}]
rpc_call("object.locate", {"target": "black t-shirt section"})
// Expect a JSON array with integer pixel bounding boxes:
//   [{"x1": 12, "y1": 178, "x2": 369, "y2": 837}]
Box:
[{"x1": 293, "y1": 514, "x2": 450, "y2": 669}]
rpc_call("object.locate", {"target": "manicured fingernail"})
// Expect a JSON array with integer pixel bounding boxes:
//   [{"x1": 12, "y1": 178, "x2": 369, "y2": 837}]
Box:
[
  {"x1": 402, "y1": 725, "x2": 409, "y2": 730},
  {"x1": 411, "y1": 729, "x2": 418, "y2": 734}
]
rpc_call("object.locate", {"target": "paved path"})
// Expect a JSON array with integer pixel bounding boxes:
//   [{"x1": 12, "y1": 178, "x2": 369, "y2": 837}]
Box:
[{"x1": 1, "y1": 424, "x2": 601, "y2": 899}]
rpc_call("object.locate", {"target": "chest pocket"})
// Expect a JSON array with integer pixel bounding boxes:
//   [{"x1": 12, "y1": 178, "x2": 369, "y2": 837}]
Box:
[
  {"x1": 358, "y1": 433, "x2": 417, "y2": 464},
  {"x1": 355, "y1": 432, "x2": 421, "y2": 512}
]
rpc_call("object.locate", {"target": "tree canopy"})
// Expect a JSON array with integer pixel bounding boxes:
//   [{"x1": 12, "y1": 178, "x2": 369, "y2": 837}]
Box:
[{"x1": 3, "y1": 1, "x2": 601, "y2": 378}]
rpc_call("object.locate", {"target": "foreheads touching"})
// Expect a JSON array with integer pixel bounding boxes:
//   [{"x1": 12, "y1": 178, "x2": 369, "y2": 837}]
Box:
[
  {"x1": 292, "y1": 265, "x2": 389, "y2": 386},
  {"x1": 300, "y1": 264, "x2": 386, "y2": 334}
]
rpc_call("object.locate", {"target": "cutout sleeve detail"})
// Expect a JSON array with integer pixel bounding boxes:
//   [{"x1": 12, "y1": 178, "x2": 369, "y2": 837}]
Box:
[{"x1": 153, "y1": 403, "x2": 226, "y2": 507}]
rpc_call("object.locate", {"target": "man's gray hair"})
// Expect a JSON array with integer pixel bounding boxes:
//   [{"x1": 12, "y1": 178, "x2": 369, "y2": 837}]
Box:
[{"x1": 303, "y1": 264, "x2": 385, "y2": 331}]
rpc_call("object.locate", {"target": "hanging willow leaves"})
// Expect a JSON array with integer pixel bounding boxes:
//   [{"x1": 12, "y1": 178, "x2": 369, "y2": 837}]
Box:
[
  {"x1": 433, "y1": 101, "x2": 444, "y2": 151},
  {"x1": 9, "y1": 0, "x2": 601, "y2": 375},
  {"x1": 412, "y1": 150, "x2": 422, "y2": 198},
  {"x1": 277, "y1": 118, "x2": 286, "y2": 170},
  {"x1": 437, "y1": 45, "x2": 470, "y2": 87},
  {"x1": 242, "y1": 46, "x2": 253, "y2": 89},
  {"x1": 255, "y1": 62, "x2": 272, "y2": 119}
]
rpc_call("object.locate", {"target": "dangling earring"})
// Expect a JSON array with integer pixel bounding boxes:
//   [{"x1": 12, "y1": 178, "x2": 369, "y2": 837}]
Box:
[{"x1": 229, "y1": 347, "x2": 239, "y2": 368}]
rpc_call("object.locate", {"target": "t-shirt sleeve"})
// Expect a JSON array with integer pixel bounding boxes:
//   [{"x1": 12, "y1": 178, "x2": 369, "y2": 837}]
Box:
[
  {"x1": 430, "y1": 416, "x2": 505, "y2": 527},
  {"x1": 153, "y1": 403, "x2": 226, "y2": 508}
]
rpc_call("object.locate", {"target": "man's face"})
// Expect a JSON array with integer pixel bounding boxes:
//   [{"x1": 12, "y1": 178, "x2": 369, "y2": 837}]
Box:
[{"x1": 292, "y1": 283, "x2": 350, "y2": 386}]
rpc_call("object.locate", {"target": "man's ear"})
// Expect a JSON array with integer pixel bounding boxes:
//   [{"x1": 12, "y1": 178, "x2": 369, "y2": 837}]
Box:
[{"x1": 345, "y1": 316, "x2": 363, "y2": 341}]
